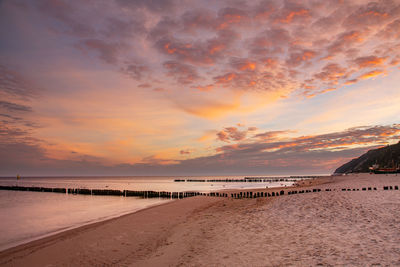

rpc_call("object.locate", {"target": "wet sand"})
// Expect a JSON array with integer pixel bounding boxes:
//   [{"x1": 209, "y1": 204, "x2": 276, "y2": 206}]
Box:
[{"x1": 1, "y1": 174, "x2": 400, "y2": 266}]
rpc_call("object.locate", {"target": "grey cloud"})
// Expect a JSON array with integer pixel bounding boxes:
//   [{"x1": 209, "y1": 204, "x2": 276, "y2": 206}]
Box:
[
  {"x1": 0, "y1": 100, "x2": 32, "y2": 113},
  {"x1": 342, "y1": 1, "x2": 399, "y2": 29},
  {"x1": 0, "y1": 65, "x2": 37, "y2": 99},
  {"x1": 103, "y1": 17, "x2": 147, "y2": 39},
  {"x1": 163, "y1": 61, "x2": 200, "y2": 84},
  {"x1": 122, "y1": 63, "x2": 149, "y2": 81},
  {"x1": 76, "y1": 39, "x2": 127, "y2": 64},
  {"x1": 35, "y1": 0, "x2": 95, "y2": 37},
  {"x1": 115, "y1": 0, "x2": 176, "y2": 13},
  {"x1": 378, "y1": 19, "x2": 400, "y2": 39},
  {"x1": 181, "y1": 8, "x2": 216, "y2": 32}
]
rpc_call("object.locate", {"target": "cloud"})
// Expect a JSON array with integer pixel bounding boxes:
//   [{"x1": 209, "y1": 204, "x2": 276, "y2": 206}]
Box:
[
  {"x1": 218, "y1": 125, "x2": 400, "y2": 154},
  {"x1": 201, "y1": 124, "x2": 400, "y2": 173},
  {"x1": 354, "y1": 56, "x2": 387, "y2": 68},
  {"x1": 230, "y1": 58, "x2": 257, "y2": 71},
  {"x1": 180, "y1": 149, "x2": 190, "y2": 155},
  {"x1": 216, "y1": 7, "x2": 249, "y2": 29},
  {"x1": 214, "y1": 72, "x2": 238, "y2": 85},
  {"x1": 0, "y1": 65, "x2": 37, "y2": 99},
  {"x1": 18, "y1": 0, "x2": 400, "y2": 113},
  {"x1": 121, "y1": 63, "x2": 149, "y2": 81},
  {"x1": 0, "y1": 66, "x2": 37, "y2": 121},
  {"x1": 343, "y1": 1, "x2": 395, "y2": 29},
  {"x1": 254, "y1": 130, "x2": 291, "y2": 140},
  {"x1": 0, "y1": 101, "x2": 32, "y2": 113},
  {"x1": 192, "y1": 84, "x2": 213, "y2": 92},
  {"x1": 163, "y1": 61, "x2": 200, "y2": 84},
  {"x1": 275, "y1": 6, "x2": 310, "y2": 24},
  {"x1": 181, "y1": 8, "x2": 216, "y2": 32},
  {"x1": 358, "y1": 69, "x2": 385, "y2": 80},
  {"x1": 286, "y1": 49, "x2": 316, "y2": 67},
  {"x1": 115, "y1": 0, "x2": 176, "y2": 13},
  {"x1": 103, "y1": 17, "x2": 146, "y2": 39},
  {"x1": 313, "y1": 63, "x2": 349, "y2": 85},
  {"x1": 327, "y1": 30, "x2": 364, "y2": 55},
  {"x1": 379, "y1": 19, "x2": 400, "y2": 39},
  {"x1": 173, "y1": 98, "x2": 240, "y2": 118},
  {"x1": 35, "y1": 0, "x2": 95, "y2": 36},
  {"x1": 216, "y1": 126, "x2": 250, "y2": 142},
  {"x1": 155, "y1": 29, "x2": 237, "y2": 66},
  {"x1": 248, "y1": 28, "x2": 291, "y2": 55},
  {"x1": 76, "y1": 39, "x2": 127, "y2": 64}
]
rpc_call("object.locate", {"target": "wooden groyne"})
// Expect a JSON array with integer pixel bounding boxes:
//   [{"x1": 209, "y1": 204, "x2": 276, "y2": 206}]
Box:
[
  {"x1": 0, "y1": 185, "x2": 398, "y2": 200},
  {"x1": 174, "y1": 177, "x2": 320, "y2": 183},
  {"x1": 0, "y1": 185, "x2": 202, "y2": 199}
]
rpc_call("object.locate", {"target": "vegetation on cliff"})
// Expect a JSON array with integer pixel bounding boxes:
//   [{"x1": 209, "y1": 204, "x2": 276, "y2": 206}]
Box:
[{"x1": 334, "y1": 142, "x2": 400, "y2": 173}]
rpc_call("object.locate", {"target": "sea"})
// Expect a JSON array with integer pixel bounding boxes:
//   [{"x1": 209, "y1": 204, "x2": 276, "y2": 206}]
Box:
[{"x1": 0, "y1": 175, "x2": 300, "y2": 251}]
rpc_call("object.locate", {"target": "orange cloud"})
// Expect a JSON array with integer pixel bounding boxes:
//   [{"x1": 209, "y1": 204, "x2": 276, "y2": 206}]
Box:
[
  {"x1": 344, "y1": 79, "x2": 358, "y2": 85},
  {"x1": 362, "y1": 10, "x2": 389, "y2": 18},
  {"x1": 214, "y1": 72, "x2": 237, "y2": 84},
  {"x1": 173, "y1": 97, "x2": 240, "y2": 118},
  {"x1": 208, "y1": 43, "x2": 226, "y2": 55},
  {"x1": 262, "y1": 58, "x2": 278, "y2": 68},
  {"x1": 286, "y1": 50, "x2": 316, "y2": 67},
  {"x1": 239, "y1": 62, "x2": 256, "y2": 71},
  {"x1": 359, "y1": 69, "x2": 385, "y2": 80},
  {"x1": 278, "y1": 9, "x2": 309, "y2": 23},
  {"x1": 193, "y1": 84, "x2": 213, "y2": 92},
  {"x1": 305, "y1": 88, "x2": 336, "y2": 98},
  {"x1": 354, "y1": 56, "x2": 387, "y2": 68},
  {"x1": 342, "y1": 31, "x2": 364, "y2": 42},
  {"x1": 215, "y1": 7, "x2": 248, "y2": 30},
  {"x1": 164, "y1": 43, "x2": 176, "y2": 54},
  {"x1": 218, "y1": 14, "x2": 242, "y2": 29}
]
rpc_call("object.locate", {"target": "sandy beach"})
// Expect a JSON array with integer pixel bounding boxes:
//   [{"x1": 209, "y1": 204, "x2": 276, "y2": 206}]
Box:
[{"x1": 1, "y1": 173, "x2": 400, "y2": 266}]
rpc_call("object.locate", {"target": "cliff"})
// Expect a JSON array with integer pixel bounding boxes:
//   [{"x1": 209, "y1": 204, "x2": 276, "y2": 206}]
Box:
[{"x1": 334, "y1": 141, "x2": 400, "y2": 174}]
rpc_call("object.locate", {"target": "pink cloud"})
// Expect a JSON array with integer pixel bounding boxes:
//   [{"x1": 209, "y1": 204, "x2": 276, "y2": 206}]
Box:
[
  {"x1": 217, "y1": 126, "x2": 248, "y2": 142},
  {"x1": 163, "y1": 61, "x2": 200, "y2": 84}
]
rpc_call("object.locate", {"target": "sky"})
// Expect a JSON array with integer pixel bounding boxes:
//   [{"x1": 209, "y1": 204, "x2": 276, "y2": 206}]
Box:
[{"x1": 0, "y1": 0, "x2": 399, "y2": 176}]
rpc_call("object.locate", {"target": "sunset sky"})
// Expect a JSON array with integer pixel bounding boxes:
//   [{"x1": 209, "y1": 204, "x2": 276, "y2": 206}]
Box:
[{"x1": 1, "y1": 0, "x2": 399, "y2": 176}]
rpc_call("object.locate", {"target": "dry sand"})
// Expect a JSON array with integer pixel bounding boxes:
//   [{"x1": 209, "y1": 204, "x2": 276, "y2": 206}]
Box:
[{"x1": 1, "y1": 173, "x2": 400, "y2": 266}]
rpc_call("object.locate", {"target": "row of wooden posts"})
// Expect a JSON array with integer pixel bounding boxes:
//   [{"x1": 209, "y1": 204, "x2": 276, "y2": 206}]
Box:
[
  {"x1": 0, "y1": 185, "x2": 398, "y2": 199},
  {"x1": 229, "y1": 185, "x2": 399, "y2": 198},
  {"x1": 0, "y1": 185, "x2": 201, "y2": 199}
]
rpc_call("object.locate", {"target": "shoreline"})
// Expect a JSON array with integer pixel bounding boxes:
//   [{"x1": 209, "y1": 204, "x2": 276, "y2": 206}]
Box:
[
  {"x1": 2, "y1": 174, "x2": 399, "y2": 266},
  {"x1": 0, "y1": 197, "x2": 173, "y2": 253},
  {"x1": 0, "y1": 198, "x2": 178, "y2": 257},
  {"x1": 0, "y1": 177, "x2": 317, "y2": 252},
  {"x1": 0, "y1": 176, "x2": 325, "y2": 259},
  {"x1": 0, "y1": 176, "x2": 327, "y2": 254}
]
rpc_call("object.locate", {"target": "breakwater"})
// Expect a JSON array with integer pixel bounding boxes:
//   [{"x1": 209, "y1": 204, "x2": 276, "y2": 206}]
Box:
[
  {"x1": 174, "y1": 176, "x2": 322, "y2": 183},
  {"x1": 0, "y1": 185, "x2": 202, "y2": 199},
  {"x1": 1, "y1": 184, "x2": 398, "y2": 200}
]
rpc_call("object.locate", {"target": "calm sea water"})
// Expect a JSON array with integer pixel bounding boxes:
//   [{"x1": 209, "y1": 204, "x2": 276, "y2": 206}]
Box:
[{"x1": 0, "y1": 176, "x2": 297, "y2": 251}]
